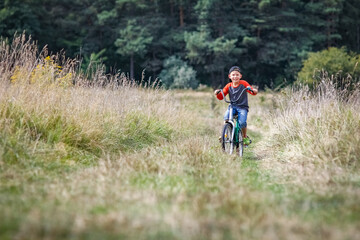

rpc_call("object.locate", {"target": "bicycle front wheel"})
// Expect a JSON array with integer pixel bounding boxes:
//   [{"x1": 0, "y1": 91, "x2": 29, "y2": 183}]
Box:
[
  {"x1": 237, "y1": 129, "x2": 244, "y2": 157},
  {"x1": 222, "y1": 123, "x2": 234, "y2": 154}
]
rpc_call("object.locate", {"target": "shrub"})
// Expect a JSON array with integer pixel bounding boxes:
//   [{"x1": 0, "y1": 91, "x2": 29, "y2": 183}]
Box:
[
  {"x1": 159, "y1": 56, "x2": 198, "y2": 89},
  {"x1": 297, "y1": 47, "x2": 360, "y2": 87}
]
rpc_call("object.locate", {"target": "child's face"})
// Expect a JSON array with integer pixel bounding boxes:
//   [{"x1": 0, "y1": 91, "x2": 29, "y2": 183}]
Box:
[{"x1": 229, "y1": 71, "x2": 242, "y2": 83}]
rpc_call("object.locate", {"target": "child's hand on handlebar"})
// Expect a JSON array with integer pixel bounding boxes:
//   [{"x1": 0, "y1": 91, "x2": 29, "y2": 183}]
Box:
[
  {"x1": 247, "y1": 86, "x2": 258, "y2": 94},
  {"x1": 214, "y1": 89, "x2": 221, "y2": 95}
]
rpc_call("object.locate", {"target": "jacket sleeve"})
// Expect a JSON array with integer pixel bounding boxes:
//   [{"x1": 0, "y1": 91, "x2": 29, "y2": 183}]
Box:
[
  {"x1": 216, "y1": 83, "x2": 231, "y2": 100},
  {"x1": 240, "y1": 80, "x2": 257, "y2": 95}
]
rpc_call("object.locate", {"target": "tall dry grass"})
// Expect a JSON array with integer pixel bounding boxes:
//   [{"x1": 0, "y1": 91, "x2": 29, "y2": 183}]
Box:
[
  {"x1": 257, "y1": 74, "x2": 360, "y2": 191},
  {"x1": 273, "y1": 78, "x2": 359, "y2": 166},
  {"x1": 0, "y1": 34, "x2": 197, "y2": 166}
]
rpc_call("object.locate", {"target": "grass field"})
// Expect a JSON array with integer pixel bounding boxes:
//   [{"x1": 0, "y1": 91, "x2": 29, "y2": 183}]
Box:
[{"x1": 0, "y1": 35, "x2": 359, "y2": 240}]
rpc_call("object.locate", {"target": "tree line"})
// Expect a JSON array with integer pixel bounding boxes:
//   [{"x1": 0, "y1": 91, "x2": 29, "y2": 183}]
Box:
[{"x1": 1, "y1": 0, "x2": 359, "y2": 89}]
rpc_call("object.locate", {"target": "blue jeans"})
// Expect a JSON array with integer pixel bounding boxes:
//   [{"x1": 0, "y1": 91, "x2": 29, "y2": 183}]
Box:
[{"x1": 223, "y1": 106, "x2": 248, "y2": 129}]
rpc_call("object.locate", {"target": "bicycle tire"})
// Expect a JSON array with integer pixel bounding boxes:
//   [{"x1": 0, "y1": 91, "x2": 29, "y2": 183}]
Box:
[
  {"x1": 222, "y1": 123, "x2": 233, "y2": 154},
  {"x1": 237, "y1": 129, "x2": 244, "y2": 157}
]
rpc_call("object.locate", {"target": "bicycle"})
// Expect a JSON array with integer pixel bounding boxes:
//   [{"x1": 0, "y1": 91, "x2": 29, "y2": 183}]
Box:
[{"x1": 219, "y1": 87, "x2": 253, "y2": 157}]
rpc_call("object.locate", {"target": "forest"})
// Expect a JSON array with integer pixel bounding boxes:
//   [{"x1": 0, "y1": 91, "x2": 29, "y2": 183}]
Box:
[{"x1": 1, "y1": 0, "x2": 360, "y2": 88}]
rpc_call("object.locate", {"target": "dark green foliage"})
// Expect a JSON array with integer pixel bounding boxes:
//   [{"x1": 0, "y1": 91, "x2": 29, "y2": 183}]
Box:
[
  {"x1": 115, "y1": 19, "x2": 153, "y2": 79},
  {"x1": 338, "y1": 0, "x2": 360, "y2": 52},
  {"x1": 0, "y1": 0, "x2": 41, "y2": 37},
  {"x1": 0, "y1": 0, "x2": 360, "y2": 88}
]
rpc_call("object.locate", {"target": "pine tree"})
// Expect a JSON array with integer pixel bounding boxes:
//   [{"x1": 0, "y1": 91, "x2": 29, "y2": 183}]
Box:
[{"x1": 115, "y1": 19, "x2": 153, "y2": 80}]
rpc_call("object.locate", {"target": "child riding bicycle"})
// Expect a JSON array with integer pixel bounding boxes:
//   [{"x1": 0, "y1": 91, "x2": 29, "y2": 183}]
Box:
[{"x1": 214, "y1": 66, "x2": 258, "y2": 146}]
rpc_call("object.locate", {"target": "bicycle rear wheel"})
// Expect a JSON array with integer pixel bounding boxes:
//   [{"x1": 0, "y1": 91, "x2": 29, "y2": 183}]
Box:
[{"x1": 222, "y1": 123, "x2": 234, "y2": 154}]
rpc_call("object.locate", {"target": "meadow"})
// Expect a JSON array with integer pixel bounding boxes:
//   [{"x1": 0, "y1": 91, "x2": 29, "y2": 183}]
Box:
[{"x1": 0, "y1": 35, "x2": 359, "y2": 240}]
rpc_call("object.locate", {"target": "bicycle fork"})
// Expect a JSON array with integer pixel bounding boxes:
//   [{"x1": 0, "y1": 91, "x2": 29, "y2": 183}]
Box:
[{"x1": 228, "y1": 106, "x2": 236, "y2": 154}]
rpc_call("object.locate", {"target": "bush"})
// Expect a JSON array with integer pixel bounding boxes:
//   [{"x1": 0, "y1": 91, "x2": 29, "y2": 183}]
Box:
[
  {"x1": 297, "y1": 47, "x2": 360, "y2": 87},
  {"x1": 159, "y1": 56, "x2": 198, "y2": 89}
]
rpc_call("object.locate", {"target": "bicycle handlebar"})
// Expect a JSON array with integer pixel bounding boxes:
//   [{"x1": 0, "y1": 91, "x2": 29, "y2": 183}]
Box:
[
  {"x1": 219, "y1": 87, "x2": 253, "y2": 104},
  {"x1": 219, "y1": 89, "x2": 230, "y2": 103}
]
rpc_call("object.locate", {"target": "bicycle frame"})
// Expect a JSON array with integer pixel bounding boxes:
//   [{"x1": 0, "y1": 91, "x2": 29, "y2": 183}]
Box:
[{"x1": 226, "y1": 101, "x2": 237, "y2": 154}]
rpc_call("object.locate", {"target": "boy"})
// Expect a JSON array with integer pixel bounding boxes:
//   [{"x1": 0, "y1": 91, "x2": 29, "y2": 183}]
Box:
[{"x1": 214, "y1": 66, "x2": 258, "y2": 146}]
